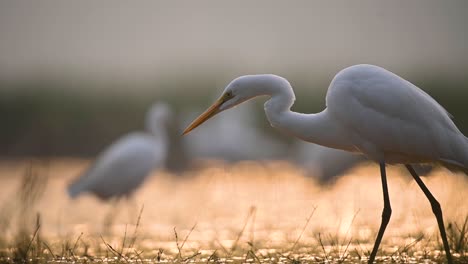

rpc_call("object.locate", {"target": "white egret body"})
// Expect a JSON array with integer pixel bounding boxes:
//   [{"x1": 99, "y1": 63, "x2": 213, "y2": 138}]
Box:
[
  {"x1": 183, "y1": 64, "x2": 463, "y2": 263},
  {"x1": 68, "y1": 103, "x2": 170, "y2": 200}
]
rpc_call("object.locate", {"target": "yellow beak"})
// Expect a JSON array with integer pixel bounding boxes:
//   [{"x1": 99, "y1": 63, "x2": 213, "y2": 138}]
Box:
[{"x1": 182, "y1": 96, "x2": 227, "y2": 135}]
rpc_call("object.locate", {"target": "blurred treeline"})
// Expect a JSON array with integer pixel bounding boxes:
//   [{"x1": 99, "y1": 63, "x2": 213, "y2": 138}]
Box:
[{"x1": 1, "y1": 73, "x2": 468, "y2": 158}]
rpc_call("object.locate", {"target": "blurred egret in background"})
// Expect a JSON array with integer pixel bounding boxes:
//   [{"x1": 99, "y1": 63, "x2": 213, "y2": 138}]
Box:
[
  {"x1": 182, "y1": 102, "x2": 286, "y2": 162},
  {"x1": 294, "y1": 142, "x2": 365, "y2": 183},
  {"x1": 68, "y1": 102, "x2": 171, "y2": 200},
  {"x1": 182, "y1": 64, "x2": 468, "y2": 263},
  {"x1": 294, "y1": 142, "x2": 433, "y2": 184}
]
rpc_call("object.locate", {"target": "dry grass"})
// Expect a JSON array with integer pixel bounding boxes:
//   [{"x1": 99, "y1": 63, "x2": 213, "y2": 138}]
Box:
[{"x1": 0, "y1": 159, "x2": 467, "y2": 263}]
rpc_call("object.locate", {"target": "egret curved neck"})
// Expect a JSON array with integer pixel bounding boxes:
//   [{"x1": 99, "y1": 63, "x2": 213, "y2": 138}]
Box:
[
  {"x1": 263, "y1": 86, "x2": 351, "y2": 151},
  {"x1": 146, "y1": 121, "x2": 168, "y2": 143}
]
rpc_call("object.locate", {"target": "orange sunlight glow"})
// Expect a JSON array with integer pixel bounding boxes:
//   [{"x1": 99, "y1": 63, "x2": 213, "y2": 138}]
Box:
[{"x1": 0, "y1": 159, "x2": 466, "y2": 256}]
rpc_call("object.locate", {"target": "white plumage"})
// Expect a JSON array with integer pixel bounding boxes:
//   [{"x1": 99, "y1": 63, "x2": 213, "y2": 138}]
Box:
[
  {"x1": 326, "y1": 65, "x2": 467, "y2": 167},
  {"x1": 183, "y1": 64, "x2": 462, "y2": 263},
  {"x1": 68, "y1": 102, "x2": 170, "y2": 200}
]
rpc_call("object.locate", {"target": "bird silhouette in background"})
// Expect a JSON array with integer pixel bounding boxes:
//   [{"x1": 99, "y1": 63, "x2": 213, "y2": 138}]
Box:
[
  {"x1": 68, "y1": 102, "x2": 171, "y2": 200},
  {"x1": 182, "y1": 102, "x2": 286, "y2": 162},
  {"x1": 294, "y1": 142, "x2": 433, "y2": 184},
  {"x1": 294, "y1": 142, "x2": 365, "y2": 183},
  {"x1": 183, "y1": 64, "x2": 464, "y2": 264}
]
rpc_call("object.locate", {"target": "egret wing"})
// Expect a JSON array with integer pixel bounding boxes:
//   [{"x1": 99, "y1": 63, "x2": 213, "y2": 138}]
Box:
[{"x1": 326, "y1": 65, "x2": 462, "y2": 163}]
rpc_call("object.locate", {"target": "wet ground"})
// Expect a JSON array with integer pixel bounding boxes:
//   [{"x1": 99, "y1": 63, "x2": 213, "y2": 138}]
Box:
[{"x1": 0, "y1": 159, "x2": 467, "y2": 263}]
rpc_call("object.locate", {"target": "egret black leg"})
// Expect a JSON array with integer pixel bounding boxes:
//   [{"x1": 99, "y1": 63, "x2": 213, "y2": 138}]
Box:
[
  {"x1": 368, "y1": 162, "x2": 392, "y2": 264},
  {"x1": 405, "y1": 164, "x2": 453, "y2": 264}
]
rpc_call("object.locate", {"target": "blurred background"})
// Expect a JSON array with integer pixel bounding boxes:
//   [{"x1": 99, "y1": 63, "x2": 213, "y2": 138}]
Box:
[
  {"x1": 1, "y1": 0, "x2": 468, "y2": 159},
  {"x1": 1, "y1": 1, "x2": 468, "y2": 260}
]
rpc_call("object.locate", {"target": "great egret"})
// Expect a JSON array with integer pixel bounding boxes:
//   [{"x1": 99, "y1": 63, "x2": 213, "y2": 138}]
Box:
[
  {"x1": 68, "y1": 102, "x2": 170, "y2": 200},
  {"x1": 183, "y1": 64, "x2": 463, "y2": 263}
]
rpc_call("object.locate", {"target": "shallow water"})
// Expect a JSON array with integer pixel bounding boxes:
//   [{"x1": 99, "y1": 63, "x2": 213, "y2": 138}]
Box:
[{"x1": 0, "y1": 159, "x2": 467, "y2": 262}]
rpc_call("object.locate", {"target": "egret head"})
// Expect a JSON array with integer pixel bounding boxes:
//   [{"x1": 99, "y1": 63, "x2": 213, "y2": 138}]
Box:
[
  {"x1": 183, "y1": 74, "x2": 290, "y2": 135},
  {"x1": 146, "y1": 102, "x2": 172, "y2": 135}
]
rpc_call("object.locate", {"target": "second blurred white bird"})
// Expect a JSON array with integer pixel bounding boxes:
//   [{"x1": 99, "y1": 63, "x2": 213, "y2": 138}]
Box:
[
  {"x1": 295, "y1": 142, "x2": 365, "y2": 182},
  {"x1": 68, "y1": 103, "x2": 171, "y2": 200},
  {"x1": 295, "y1": 142, "x2": 433, "y2": 183},
  {"x1": 182, "y1": 102, "x2": 286, "y2": 161}
]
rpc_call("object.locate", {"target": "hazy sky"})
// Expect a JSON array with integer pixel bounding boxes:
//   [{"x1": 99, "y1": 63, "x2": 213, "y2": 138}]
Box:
[{"x1": 1, "y1": 1, "x2": 467, "y2": 84}]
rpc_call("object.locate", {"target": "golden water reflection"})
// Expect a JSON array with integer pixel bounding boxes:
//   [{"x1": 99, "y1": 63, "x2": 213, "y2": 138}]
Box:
[{"x1": 0, "y1": 159, "x2": 466, "y2": 259}]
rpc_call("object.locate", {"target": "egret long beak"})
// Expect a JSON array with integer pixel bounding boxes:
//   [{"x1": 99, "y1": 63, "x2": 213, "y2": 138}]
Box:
[{"x1": 182, "y1": 96, "x2": 227, "y2": 135}]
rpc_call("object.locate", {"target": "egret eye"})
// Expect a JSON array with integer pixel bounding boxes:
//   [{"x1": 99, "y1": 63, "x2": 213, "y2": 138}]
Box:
[{"x1": 225, "y1": 91, "x2": 233, "y2": 98}]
